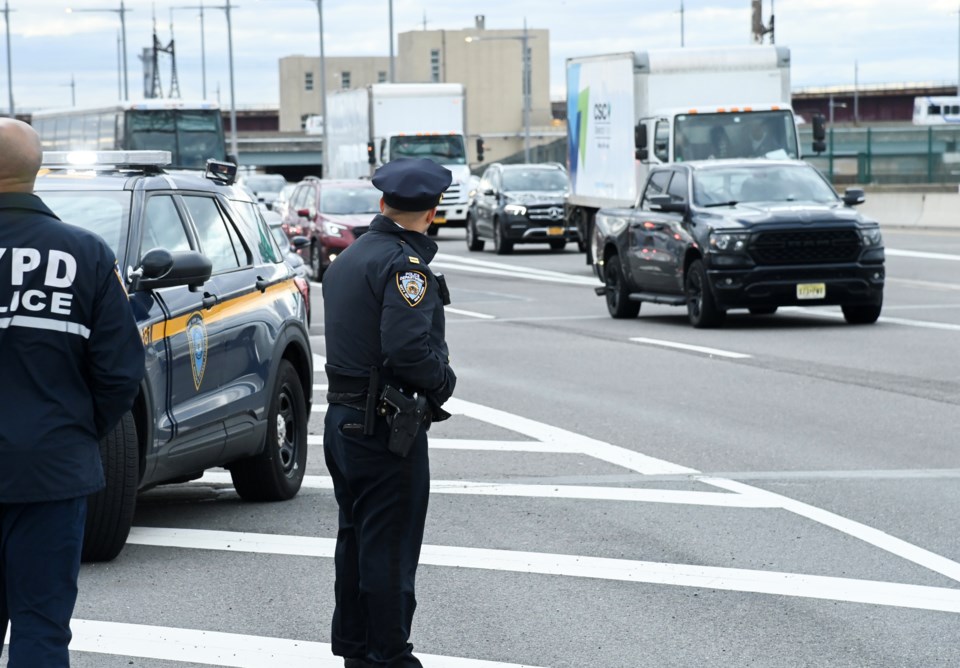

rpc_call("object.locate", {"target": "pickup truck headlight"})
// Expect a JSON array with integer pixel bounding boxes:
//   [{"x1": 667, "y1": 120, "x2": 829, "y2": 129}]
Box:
[
  {"x1": 504, "y1": 204, "x2": 527, "y2": 216},
  {"x1": 861, "y1": 226, "x2": 883, "y2": 247},
  {"x1": 323, "y1": 221, "x2": 347, "y2": 238},
  {"x1": 709, "y1": 231, "x2": 750, "y2": 253}
]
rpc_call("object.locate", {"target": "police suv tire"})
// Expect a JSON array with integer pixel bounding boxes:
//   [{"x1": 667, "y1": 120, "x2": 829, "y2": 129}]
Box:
[
  {"x1": 685, "y1": 259, "x2": 725, "y2": 328},
  {"x1": 466, "y1": 215, "x2": 484, "y2": 251},
  {"x1": 549, "y1": 240, "x2": 566, "y2": 251},
  {"x1": 493, "y1": 219, "x2": 513, "y2": 255},
  {"x1": 230, "y1": 360, "x2": 308, "y2": 501},
  {"x1": 604, "y1": 254, "x2": 640, "y2": 319},
  {"x1": 82, "y1": 412, "x2": 138, "y2": 563},
  {"x1": 841, "y1": 301, "x2": 882, "y2": 325}
]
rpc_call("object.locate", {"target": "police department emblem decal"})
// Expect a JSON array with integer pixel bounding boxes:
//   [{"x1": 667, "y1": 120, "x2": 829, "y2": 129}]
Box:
[
  {"x1": 397, "y1": 270, "x2": 427, "y2": 307},
  {"x1": 186, "y1": 313, "x2": 208, "y2": 390}
]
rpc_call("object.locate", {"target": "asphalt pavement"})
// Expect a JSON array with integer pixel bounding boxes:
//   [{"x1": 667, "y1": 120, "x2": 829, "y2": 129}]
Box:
[{"x1": 5, "y1": 225, "x2": 960, "y2": 668}]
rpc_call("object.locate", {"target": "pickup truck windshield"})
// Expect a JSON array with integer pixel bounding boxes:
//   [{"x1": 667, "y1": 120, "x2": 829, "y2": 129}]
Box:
[
  {"x1": 693, "y1": 164, "x2": 839, "y2": 206},
  {"x1": 674, "y1": 110, "x2": 799, "y2": 162},
  {"x1": 390, "y1": 135, "x2": 466, "y2": 165}
]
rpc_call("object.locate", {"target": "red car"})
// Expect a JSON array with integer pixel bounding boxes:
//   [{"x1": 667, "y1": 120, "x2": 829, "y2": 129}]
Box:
[{"x1": 282, "y1": 177, "x2": 382, "y2": 279}]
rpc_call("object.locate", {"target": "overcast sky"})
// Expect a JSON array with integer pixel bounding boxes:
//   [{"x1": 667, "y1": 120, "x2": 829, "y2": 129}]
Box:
[{"x1": 2, "y1": 0, "x2": 957, "y2": 112}]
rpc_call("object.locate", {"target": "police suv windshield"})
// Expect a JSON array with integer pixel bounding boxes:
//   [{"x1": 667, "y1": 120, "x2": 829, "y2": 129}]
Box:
[
  {"x1": 37, "y1": 191, "x2": 132, "y2": 260},
  {"x1": 692, "y1": 164, "x2": 839, "y2": 207}
]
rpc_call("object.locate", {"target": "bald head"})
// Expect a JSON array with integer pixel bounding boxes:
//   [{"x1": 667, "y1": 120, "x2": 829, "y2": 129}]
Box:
[{"x1": 0, "y1": 118, "x2": 43, "y2": 193}]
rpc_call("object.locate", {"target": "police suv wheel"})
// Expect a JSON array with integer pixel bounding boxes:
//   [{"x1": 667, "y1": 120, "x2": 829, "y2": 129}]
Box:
[
  {"x1": 229, "y1": 360, "x2": 308, "y2": 501},
  {"x1": 82, "y1": 411, "x2": 139, "y2": 563}
]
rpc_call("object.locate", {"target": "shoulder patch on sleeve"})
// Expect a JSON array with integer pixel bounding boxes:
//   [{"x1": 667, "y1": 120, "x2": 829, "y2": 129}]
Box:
[{"x1": 396, "y1": 270, "x2": 428, "y2": 307}]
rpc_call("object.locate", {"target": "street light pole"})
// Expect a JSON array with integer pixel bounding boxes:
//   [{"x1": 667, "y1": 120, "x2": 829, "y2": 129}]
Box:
[
  {"x1": 388, "y1": 0, "x2": 394, "y2": 82},
  {"x1": 306, "y1": 0, "x2": 328, "y2": 175},
  {"x1": 224, "y1": 0, "x2": 238, "y2": 160},
  {"x1": 66, "y1": 2, "x2": 132, "y2": 100},
  {"x1": 171, "y1": 2, "x2": 209, "y2": 99},
  {"x1": 2, "y1": 0, "x2": 14, "y2": 116}
]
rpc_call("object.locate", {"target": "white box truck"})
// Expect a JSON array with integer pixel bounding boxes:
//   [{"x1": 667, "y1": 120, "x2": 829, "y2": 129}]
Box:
[
  {"x1": 565, "y1": 46, "x2": 801, "y2": 260},
  {"x1": 325, "y1": 83, "x2": 472, "y2": 232}
]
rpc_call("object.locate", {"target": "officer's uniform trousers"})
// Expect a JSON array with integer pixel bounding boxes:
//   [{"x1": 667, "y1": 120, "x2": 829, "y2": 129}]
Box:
[
  {"x1": 0, "y1": 497, "x2": 86, "y2": 667},
  {"x1": 323, "y1": 403, "x2": 429, "y2": 668}
]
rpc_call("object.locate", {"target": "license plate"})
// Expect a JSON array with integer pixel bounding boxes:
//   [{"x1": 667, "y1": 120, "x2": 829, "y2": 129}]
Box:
[
  {"x1": 434, "y1": 216, "x2": 447, "y2": 224},
  {"x1": 547, "y1": 226, "x2": 563, "y2": 236},
  {"x1": 797, "y1": 283, "x2": 826, "y2": 300}
]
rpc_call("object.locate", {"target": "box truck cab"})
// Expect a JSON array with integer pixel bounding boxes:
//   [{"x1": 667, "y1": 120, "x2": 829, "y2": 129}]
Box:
[
  {"x1": 326, "y1": 83, "x2": 471, "y2": 233},
  {"x1": 566, "y1": 46, "x2": 801, "y2": 261}
]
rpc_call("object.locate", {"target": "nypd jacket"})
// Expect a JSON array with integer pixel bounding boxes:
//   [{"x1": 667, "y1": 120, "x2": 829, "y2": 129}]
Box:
[
  {"x1": 0, "y1": 193, "x2": 145, "y2": 503},
  {"x1": 322, "y1": 215, "x2": 455, "y2": 405}
]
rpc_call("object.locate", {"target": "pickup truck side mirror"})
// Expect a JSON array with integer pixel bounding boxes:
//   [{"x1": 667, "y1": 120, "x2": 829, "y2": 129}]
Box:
[
  {"x1": 635, "y1": 124, "x2": 649, "y2": 161},
  {"x1": 482, "y1": 188, "x2": 495, "y2": 196},
  {"x1": 842, "y1": 187, "x2": 865, "y2": 206},
  {"x1": 648, "y1": 194, "x2": 687, "y2": 214}
]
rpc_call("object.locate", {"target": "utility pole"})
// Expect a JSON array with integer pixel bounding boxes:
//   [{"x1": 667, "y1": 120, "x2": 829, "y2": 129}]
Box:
[
  {"x1": 2, "y1": 0, "x2": 14, "y2": 116},
  {"x1": 679, "y1": 0, "x2": 685, "y2": 48},
  {"x1": 388, "y1": 0, "x2": 394, "y2": 82}
]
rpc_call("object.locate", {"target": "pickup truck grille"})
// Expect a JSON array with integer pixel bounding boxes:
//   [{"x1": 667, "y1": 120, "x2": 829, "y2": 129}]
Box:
[{"x1": 751, "y1": 229, "x2": 861, "y2": 265}]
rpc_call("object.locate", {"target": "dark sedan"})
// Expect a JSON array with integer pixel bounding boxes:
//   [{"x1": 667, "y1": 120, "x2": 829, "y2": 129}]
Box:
[{"x1": 593, "y1": 160, "x2": 885, "y2": 328}]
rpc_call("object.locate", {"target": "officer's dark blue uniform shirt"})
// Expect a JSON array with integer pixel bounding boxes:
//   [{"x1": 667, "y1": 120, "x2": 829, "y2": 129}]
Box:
[
  {"x1": 0, "y1": 193, "x2": 145, "y2": 503},
  {"x1": 323, "y1": 215, "x2": 455, "y2": 403}
]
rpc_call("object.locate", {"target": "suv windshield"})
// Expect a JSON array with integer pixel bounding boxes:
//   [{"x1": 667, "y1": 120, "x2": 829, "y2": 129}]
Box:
[
  {"x1": 37, "y1": 191, "x2": 132, "y2": 259},
  {"x1": 502, "y1": 168, "x2": 569, "y2": 192},
  {"x1": 389, "y1": 135, "x2": 466, "y2": 165},
  {"x1": 320, "y1": 188, "x2": 382, "y2": 215},
  {"x1": 693, "y1": 164, "x2": 839, "y2": 206}
]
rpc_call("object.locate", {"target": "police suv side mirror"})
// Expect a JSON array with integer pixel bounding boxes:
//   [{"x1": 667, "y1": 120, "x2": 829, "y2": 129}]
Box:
[{"x1": 134, "y1": 250, "x2": 212, "y2": 292}]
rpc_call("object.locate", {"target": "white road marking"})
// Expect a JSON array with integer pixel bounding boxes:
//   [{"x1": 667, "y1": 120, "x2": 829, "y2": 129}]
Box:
[
  {"x1": 432, "y1": 257, "x2": 598, "y2": 287},
  {"x1": 197, "y1": 471, "x2": 774, "y2": 508},
  {"x1": 313, "y1": 384, "x2": 327, "y2": 392},
  {"x1": 781, "y1": 307, "x2": 960, "y2": 332},
  {"x1": 887, "y1": 248, "x2": 960, "y2": 262},
  {"x1": 313, "y1": 354, "x2": 325, "y2": 367},
  {"x1": 887, "y1": 277, "x2": 960, "y2": 293},
  {"x1": 444, "y1": 306, "x2": 497, "y2": 319},
  {"x1": 630, "y1": 337, "x2": 752, "y2": 359},
  {"x1": 311, "y1": 404, "x2": 327, "y2": 414},
  {"x1": 125, "y1": 527, "x2": 960, "y2": 615},
  {"x1": 61, "y1": 619, "x2": 539, "y2": 668}
]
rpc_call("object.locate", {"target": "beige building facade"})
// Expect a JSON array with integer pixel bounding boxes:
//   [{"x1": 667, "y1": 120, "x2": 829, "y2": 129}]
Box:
[
  {"x1": 397, "y1": 21, "x2": 554, "y2": 165},
  {"x1": 279, "y1": 55, "x2": 391, "y2": 132}
]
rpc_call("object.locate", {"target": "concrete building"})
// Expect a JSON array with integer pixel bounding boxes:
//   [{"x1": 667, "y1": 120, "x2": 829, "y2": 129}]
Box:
[
  {"x1": 278, "y1": 55, "x2": 391, "y2": 132},
  {"x1": 397, "y1": 17, "x2": 555, "y2": 165}
]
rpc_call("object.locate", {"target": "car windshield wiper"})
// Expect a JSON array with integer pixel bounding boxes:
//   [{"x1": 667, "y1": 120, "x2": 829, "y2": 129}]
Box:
[{"x1": 702, "y1": 200, "x2": 740, "y2": 208}]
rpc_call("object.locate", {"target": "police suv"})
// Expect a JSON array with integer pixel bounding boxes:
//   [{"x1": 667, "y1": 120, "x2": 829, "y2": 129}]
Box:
[{"x1": 35, "y1": 151, "x2": 313, "y2": 561}]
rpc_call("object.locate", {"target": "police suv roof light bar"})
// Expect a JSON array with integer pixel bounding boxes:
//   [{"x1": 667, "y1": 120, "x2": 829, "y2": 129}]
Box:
[{"x1": 42, "y1": 150, "x2": 172, "y2": 172}]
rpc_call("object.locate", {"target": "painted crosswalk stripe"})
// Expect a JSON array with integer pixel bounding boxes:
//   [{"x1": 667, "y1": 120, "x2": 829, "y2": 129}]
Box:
[
  {"x1": 445, "y1": 306, "x2": 496, "y2": 319},
  {"x1": 53, "y1": 619, "x2": 541, "y2": 668},
  {"x1": 197, "y1": 471, "x2": 773, "y2": 508},
  {"x1": 125, "y1": 527, "x2": 960, "y2": 615}
]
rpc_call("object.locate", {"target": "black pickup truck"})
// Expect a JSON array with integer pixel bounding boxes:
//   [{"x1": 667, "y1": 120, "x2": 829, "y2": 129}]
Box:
[{"x1": 592, "y1": 159, "x2": 885, "y2": 328}]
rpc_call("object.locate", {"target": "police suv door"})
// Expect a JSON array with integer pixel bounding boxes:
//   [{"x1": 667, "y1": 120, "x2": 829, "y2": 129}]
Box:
[{"x1": 136, "y1": 193, "x2": 227, "y2": 479}]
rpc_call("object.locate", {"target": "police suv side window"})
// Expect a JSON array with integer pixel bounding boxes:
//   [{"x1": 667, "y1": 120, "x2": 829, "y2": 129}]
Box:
[
  {"x1": 667, "y1": 171, "x2": 688, "y2": 202},
  {"x1": 140, "y1": 195, "x2": 191, "y2": 259},
  {"x1": 182, "y1": 195, "x2": 242, "y2": 273},
  {"x1": 233, "y1": 200, "x2": 282, "y2": 264},
  {"x1": 641, "y1": 170, "x2": 672, "y2": 208}
]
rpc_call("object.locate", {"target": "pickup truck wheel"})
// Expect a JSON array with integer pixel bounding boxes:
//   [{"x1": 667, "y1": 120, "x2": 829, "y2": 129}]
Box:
[
  {"x1": 82, "y1": 412, "x2": 138, "y2": 563},
  {"x1": 230, "y1": 360, "x2": 308, "y2": 501},
  {"x1": 842, "y1": 302, "x2": 882, "y2": 324},
  {"x1": 604, "y1": 254, "x2": 640, "y2": 319},
  {"x1": 549, "y1": 239, "x2": 567, "y2": 251},
  {"x1": 749, "y1": 307, "x2": 778, "y2": 316},
  {"x1": 466, "y1": 215, "x2": 484, "y2": 251},
  {"x1": 494, "y1": 219, "x2": 513, "y2": 255},
  {"x1": 685, "y1": 260, "x2": 725, "y2": 328}
]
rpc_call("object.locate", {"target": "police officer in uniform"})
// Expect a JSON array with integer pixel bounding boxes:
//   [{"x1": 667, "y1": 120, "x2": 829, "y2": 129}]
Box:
[
  {"x1": 323, "y1": 158, "x2": 456, "y2": 668},
  {"x1": 0, "y1": 118, "x2": 145, "y2": 666}
]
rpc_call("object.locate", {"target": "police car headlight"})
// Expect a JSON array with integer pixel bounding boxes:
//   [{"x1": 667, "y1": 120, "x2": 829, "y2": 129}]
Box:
[
  {"x1": 709, "y1": 231, "x2": 750, "y2": 253},
  {"x1": 504, "y1": 204, "x2": 527, "y2": 216},
  {"x1": 323, "y1": 221, "x2": 347, "y2": 237},
  {"x1": 861, "y1": 226, "x2": 883, "y2": 247}
]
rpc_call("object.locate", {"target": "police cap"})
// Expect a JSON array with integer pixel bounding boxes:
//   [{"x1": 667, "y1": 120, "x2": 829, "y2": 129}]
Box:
[{"x1": 372, "y1": 158, "x2": 453, "y2": 212}]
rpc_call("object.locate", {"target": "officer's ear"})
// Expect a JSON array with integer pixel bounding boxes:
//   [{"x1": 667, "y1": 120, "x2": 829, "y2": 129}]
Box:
[
  {"x1": 425, "y1": 206, "x2": 438, "y2": 225},
  {"x1": 379, "y1": 197, "x2": 386, "y2": 213}
]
